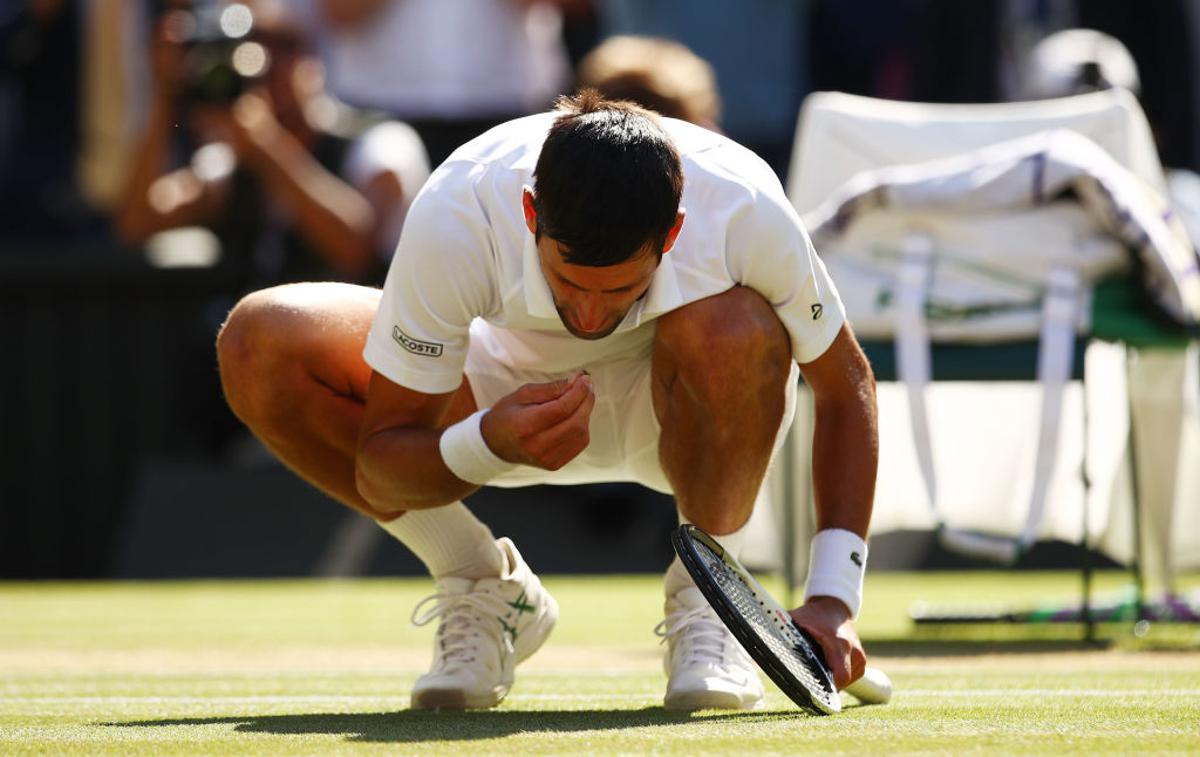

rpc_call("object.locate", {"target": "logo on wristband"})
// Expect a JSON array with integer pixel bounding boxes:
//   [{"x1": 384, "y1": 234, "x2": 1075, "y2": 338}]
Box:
[
  {"x1": 393, "y1": 326, "x2": 443, "y2": 357},
  {"x1": 850, "y1": 551, "x2": 863, "y2": 567}
]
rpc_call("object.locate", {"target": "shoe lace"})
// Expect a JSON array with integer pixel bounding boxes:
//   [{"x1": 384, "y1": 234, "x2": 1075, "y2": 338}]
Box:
[
  {"x1": 654, "y1": 604, "x2": 738, "y2": 667},
  {"x1": 411, "y1": 590, "x2": 515, "y2": 667}
]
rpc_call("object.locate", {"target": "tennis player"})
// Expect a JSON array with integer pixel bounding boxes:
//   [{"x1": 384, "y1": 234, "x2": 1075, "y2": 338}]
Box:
[{"x1": 217, "y1": 91, "x2": 878, "y2": 710}]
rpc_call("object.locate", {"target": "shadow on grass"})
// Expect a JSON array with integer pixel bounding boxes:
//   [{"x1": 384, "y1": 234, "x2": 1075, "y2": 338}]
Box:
[{"x1": 104, "y1": 707, "x2": 811, "y2": 744}]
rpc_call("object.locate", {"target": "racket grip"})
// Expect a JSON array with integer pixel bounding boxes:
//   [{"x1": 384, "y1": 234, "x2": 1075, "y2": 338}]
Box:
[{"x1": 844, "y1": 666, "x2": 893, "y2": 705}]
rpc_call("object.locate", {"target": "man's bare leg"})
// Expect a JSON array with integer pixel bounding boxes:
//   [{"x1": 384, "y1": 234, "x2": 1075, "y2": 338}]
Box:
[
  {"x1": 216, "y1": 282, "x2": 476, "y2": 520},
  {"x1": 217, "y1": 282, "x2": 506, "y2": 580},
  {"x1": 651, "y1": 285, "x2": 790, "y2": 711},
  {"x1": 218, "y1": 282, "x2": 556, "y2": 709},
  {"x1": 652, "y1": 285, "x2": 792, "y2": 536}
]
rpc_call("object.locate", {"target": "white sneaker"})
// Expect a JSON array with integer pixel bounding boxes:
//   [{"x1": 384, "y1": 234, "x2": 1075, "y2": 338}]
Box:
[
  {"x1": 656, "y1": 586, "x2": 764, "y2": 711},
  {"x1": 409, "y1": 538, "x2": 557, "y2": 709}
]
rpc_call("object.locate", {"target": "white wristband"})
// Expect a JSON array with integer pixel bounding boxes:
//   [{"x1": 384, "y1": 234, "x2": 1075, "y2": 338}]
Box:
[
  {"x1": 803, "y1": 528, "x2": 868, "y2": 618},
  {"x1": 438, "y1": 409, "x2": 516, "y2": 485}
]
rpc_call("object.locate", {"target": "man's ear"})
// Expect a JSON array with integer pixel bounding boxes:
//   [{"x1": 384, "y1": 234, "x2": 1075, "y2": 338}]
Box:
[
  {"x1": 521, "y1": 186, "x2": 538, "y2": 235},
  {"x1": 662, "y1": 209, "x2": 686, "y2": 254}
]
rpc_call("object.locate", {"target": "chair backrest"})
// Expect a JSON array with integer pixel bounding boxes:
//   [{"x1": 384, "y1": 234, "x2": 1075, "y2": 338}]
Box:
[{"x1": 786, "y1": 89, "x2": 1165, "y2": 215}]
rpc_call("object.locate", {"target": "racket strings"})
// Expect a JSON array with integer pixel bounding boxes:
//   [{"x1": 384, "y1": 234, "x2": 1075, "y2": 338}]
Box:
[
  {"x1": 674, "y1": 528, "x2": 841, "y2": 713},
  {"x1": 704, "y1": 553, "x2": 835, "y2": 699}
]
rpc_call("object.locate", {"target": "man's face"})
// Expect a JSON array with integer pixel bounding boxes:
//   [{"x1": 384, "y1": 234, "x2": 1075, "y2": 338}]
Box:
[
  {"x1": 523, "y1": 189, "x2": 683, "y2": 340},
  {"x1": 536, "y1": 236, "x2": 659, "y2": 340}
]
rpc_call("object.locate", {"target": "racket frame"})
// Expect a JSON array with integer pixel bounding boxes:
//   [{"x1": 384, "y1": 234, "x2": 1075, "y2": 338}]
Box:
[{"x1": 671, "y1": 524, "x2": 842, "y2": 715}]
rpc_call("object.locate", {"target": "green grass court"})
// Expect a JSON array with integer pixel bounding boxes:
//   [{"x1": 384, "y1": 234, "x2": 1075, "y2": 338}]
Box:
[{"x1": 3, "y1": 571, "x2": 1199, "y2": 755}]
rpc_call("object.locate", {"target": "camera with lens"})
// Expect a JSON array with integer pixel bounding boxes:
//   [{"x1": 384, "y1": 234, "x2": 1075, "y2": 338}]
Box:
[{"x1": 177, "y1": 3, "x2": 271, "y2": 106}]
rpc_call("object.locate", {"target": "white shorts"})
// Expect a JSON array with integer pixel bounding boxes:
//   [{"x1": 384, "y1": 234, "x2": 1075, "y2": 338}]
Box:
[{"x1": 464, "y1": 320, "x2": 800, "y2": 494}]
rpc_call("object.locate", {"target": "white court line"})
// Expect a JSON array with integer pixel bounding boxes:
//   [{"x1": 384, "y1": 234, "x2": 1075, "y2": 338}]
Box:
[
  {"x1": 0, "y1": 669, "x2": 657, "y2": 680},
  {"x1": 2, "y1": 690, "x2": 1199, "y2": 706},
  {"x1": 897, "y1": 689, "x2": 1200, "y2": 697},
  {"x1": 0, "y1": 694, "x2": 647, "y2": 706}
]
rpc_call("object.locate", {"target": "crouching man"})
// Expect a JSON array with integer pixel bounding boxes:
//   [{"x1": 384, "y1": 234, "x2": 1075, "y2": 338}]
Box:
[{"x1": 217, "y1": 91, "x2": 878, "y2": 710}]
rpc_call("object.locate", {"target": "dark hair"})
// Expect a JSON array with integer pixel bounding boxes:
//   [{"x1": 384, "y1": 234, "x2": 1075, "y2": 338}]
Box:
[{"x1": 532, "y1": 89, "x2": 683, "y2": 266}]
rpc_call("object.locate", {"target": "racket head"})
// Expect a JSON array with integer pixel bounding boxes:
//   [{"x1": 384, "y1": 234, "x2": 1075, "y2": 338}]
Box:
[{"x1": 671, "y1": 524, "x2": 841, "y2": 715}]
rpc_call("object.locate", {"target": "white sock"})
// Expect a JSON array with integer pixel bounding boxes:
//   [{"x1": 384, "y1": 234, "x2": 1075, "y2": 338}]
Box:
[
  {"x1": 665, "y1": 514, "x2": 751, "y2": 596},
  {"x1": 376, "y1": 502, "x2": 505, "y2": 580}
]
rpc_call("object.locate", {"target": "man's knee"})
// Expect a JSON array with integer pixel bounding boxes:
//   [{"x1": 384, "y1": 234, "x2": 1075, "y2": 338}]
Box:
[
  {"x1": 654, "y1": 286, "x2": 792, "y2": 396},
  {"x1": 217, "y1": 282, "x2": 373, "y2": 425},
  {"x1": 217, "y1": 287, "x2": 296, "y2": 424}
]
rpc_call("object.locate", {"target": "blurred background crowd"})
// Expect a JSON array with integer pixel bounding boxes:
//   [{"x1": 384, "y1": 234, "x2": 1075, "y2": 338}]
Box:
[{"x1": 3, "y1": 0, "x2": 1200, "y2": 580}]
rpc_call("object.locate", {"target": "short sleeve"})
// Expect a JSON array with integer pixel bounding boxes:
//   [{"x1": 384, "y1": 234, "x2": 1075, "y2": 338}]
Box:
[
  {"x1": 363, "y1": 161, "x2": 498, "y2": 394},
  {"x1": 726, "y1": 178, "x2": 847, "y2": 364}
]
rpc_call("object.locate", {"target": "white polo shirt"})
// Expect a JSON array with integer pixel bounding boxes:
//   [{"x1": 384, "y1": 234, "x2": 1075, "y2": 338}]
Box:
[{"x1": 364, "y1": 113, "x2": 845, "y2": 395}]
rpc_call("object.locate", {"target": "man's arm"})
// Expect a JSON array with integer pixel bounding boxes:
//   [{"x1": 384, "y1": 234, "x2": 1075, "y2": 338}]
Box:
[
  {"x1": 115, "y1": 17, "x2": 225, "y2": 244},
  {"x1": 792, "y1": 323, "x2": 878, "y2": 689},
  {"x1": 355, "y1": 370, "x2": 596, "y2": 516},
  {"x1": 354, "y1": 371, "x2": 473, "y2": 514},
  {"x1": 801, "y1": 323, "x2": 878, "y2": 538}
]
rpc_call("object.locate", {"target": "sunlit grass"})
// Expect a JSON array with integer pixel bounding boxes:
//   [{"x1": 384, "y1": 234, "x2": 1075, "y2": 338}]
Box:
[{"x1": 1, "y1": 572, "x2": 1197, "y2": 755}]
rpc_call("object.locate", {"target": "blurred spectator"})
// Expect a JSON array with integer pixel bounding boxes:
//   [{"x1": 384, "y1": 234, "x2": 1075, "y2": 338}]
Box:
[
  {"x1": 296, "y1": 0, "x2": 572, "y2": 166},
  {"x1": 1016, "y1": 26, "x2": 1200, "y2": 249},
  {"x1": 116, "y1": 0, "x2": 429, "y2": 285},
  {"x1": 0, "y1": 0, "x2": 99, "y2": 240},
  {"x1": 597, "y1": 0, "x2": 806, "y2": 178},
  {"x1": 1018, "y1": 28, "x2": 1140, "y2": 100},
  {"x1": 1074, "y1": 0, "x2": 1200, "y2": 173},
  {"x1": 575, "y1": 35, "x2": 720, "y2": 130},
  {"x1": 806, "y1": 0, "x2": 1200, "y2": 175}
]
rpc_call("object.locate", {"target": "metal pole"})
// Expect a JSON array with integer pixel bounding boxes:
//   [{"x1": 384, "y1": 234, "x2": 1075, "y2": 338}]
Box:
[
  {"x1": 781, "y1": 390, "x2": 798, "y2": 609},
  {"x1": 1080, "y1": 366, "x2": 1095, "y2": 643},
  {"x1": 1125, "y1": 349, "x2": 1147, "y2": 627}
]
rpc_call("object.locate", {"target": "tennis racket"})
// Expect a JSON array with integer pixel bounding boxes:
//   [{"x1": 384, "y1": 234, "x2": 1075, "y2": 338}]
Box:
[{"x1": 671, "y1": 524, "x2": 893, "y2": 715}]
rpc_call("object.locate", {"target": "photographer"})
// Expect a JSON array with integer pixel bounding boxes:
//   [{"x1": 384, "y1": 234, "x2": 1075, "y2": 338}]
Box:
[{"x1": 116, "y1": 1, "x2": 428, "y2": 284}]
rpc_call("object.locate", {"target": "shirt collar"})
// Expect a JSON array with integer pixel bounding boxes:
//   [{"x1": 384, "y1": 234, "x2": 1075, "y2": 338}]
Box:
[
  {"x1": 522, "y1": 231, "x2": 560, "y2": 319},
  {"x1": 631, "y1": 252, "x2": 684, "y2": 325}
]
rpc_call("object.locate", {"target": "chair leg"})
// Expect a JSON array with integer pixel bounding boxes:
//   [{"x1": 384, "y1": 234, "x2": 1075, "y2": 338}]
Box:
[
  {"x1": 779, "y1": 384, "x2": 816, "y2": 610},
  {"x1": 1125, "y1": 353, "x2": 1148, "y2": 627},
  {"x1": 1080, "y1": 372, "x2": 1095, "y2": 643},
  {"x1": 781, "y1": 410, "x2": 798, "y2": 610}
]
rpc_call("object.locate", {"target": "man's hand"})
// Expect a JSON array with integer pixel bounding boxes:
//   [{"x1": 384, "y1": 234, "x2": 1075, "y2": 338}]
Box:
[
  {"x1": 790, "y1": 596, "x2": 867, "y2": 690},
  {"x1": 192, "y1": 92, "x2": 281, "y2": 165},
  {"x1": 481, "y1": 372, "x2": 596, "y2": 470},
  {"x1": 229, "y1": 92, "x2": 284, "y2": 159}
]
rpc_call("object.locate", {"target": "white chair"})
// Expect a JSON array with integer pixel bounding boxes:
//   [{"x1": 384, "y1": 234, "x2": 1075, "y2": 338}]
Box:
[{"x1": 770, "y1": 89, "x2": 1199, "y2": 631}]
